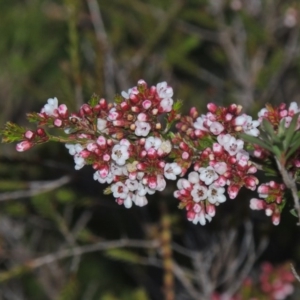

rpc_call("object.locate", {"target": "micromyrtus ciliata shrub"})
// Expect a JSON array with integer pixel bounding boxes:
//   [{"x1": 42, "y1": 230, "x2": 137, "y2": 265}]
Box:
[{"x1": 2, "y1": 80, "x2": 300, "y2": 226}]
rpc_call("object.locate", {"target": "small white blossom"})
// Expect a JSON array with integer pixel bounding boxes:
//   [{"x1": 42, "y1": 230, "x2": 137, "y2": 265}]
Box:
[
  {"x1": 41, "y1": 97, "x2": 58, "y2": 116},
  {"x1": 97, "y1": 118, "x2": 107, "y2": 131},
  {"x1": 135, "y1": 121, "x2": 151, "y2": 137},
  {"x1": 111, "y1": 144, "x2": 129, "y2": 166},
  {"x1": 188, "y1": 171, "x2": 200, "y2": 184},
  {"x1": 199, "y1": 166, "x2": 219, "y2": 185},
  {"x1": 209, "y1": 121, "x2": 224, "y2": 135},
  {"x1": 156, "y1": 82, "x2": 173, "y2": 99},
  {"x1": 217, "y1": 134, "x2": 244, "y2": 156},
  {"x1": 133, "y1": 194, "x2": 148, "y2": 207},
  {"x1": 164, "y1": 163, "x2": 182, "y2": 180},
  {"x1": 156, "y1": 175, "x2": 166, "y2": 191},
  {"x1": 207, "y1": 184, "x2": 226, "y2": 204},
  {"x1": 191, "y1": 183, "x2": 208, "y2": 202},
  {"x1": 193, "y1": 115, "x2": 209, "y2": 131},
  {"x1": 192, "y1": 211, "x2": 212, "y2": 225},
  {"x1": 124, "y1": 194, "x2": 133, "y2": 208},
  {"x1": 125, "y1": 179, "x2": 139, "y2": 191},
  {"x1": 108, "y1": 107, "x2": 118, "y2": 121},
  {"x1": 121, "y1": 88, "x2": 133, "y2": 99},
  {"x1": 74, "y1": 155, "x2": 85, "y2": 170},
  {"x1": 111, "y1": 182, "x2": 129, "y2": 199},
  {"x1": 145, "y1": 136, "x2": 162, "y2": 150},
  {"x1": 93, "y1": 171, "x2": 113, "y2": 184},
  {"x1": 159, "y1": 140, "x2": 172, "y2": 154}
]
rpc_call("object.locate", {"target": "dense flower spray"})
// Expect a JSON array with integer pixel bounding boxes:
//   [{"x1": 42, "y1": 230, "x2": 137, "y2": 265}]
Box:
[{"x1": 2, "y1": 80, "x2": 300, "y2": 226}]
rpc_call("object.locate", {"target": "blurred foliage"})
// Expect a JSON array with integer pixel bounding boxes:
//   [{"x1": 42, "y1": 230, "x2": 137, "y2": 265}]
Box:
[{"x1": 1, "y1": 0, "x2": 300, "y2": 299}]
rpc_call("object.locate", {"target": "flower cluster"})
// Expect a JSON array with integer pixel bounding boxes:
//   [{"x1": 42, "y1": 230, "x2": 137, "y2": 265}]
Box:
[
  {"x1": 5, "y1": 80, "x2": 300, "y2": 226},
  {"x1": 173, "y1": 103, "x2": 259, "y2": 225},
  {"x1": 212, "y1": 262, "x2": 295, "y2": 300},
  {"x1": 259, "y1": 262, "x2": 295, "y2": 300},
  {"x1": 24, "y1": 80, "x2": 183, "y2": 208},
  {"x1": 250, "y1": 181, "x2": 286, "y2": 225}
]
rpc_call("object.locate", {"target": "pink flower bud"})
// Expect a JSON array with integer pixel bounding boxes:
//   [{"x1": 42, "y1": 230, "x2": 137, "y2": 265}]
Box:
[
  {"x1": 189, "y1": 107, "x2": 198, "y2": 119},
  {"x1": 142, "y1": 100, "x2": 152, "y2": 110},
  {"x1": 16, "y1": 141, "x2": 32, "y2": 152},
  {"x1": 103, "y1": 154, "x2": 110, "y2": 161},
  {"x1": 120, "y1": 101, "x2": 129, "y2": 110},
  {"x1": 182, "y1": 152, "x2": 189, "y2": 160},
  {"x1": 80, "y1": 150, "x2": 90, "y2": 158},
  {"x1": 187, "y1": 210, "x2": 195, "y2": 221},
  {"x1": 99, "y1": 98, "x2": 107, "y2": 109},
  {"x1": 36, "y1": 128, "x2": 46, "y2": 137},
  {"x1": 148, "y1": 176, "x2": 157, "y2": 189},
  {"x1": 131, "y1": 106, "x2": 140, "y2": 113},
  {"x1": 250, "y1": 198, "x2": 265, "y2": 210},
  {"x1": 207, "y1": 103, "x2": 217, "y2": 113},
  {"x1": 227, "y1": 185, "x2": 240, "y2": 199},
  {"x1": 129, "y1": 94, "x2": 139, "y2": 104},
  {"x1": 97, "y1": 136, "x2": 107, "y2": 148},
  {"x1": 113, "y1": 120, "x2": 125, "y2": 127},
  {"x1": 24, "y1": 130, "x2": 34, "y2": 140},
  {"x1": 137, "y1": 113, "x2": 147, "y2": 121},
  {"x1": 58, "y1": 104, "x2": 68, "y2": 117},
  {"x1": 147, "y1": 148, "x2": 157, "y2": 159},
  {"x1": 54, "y1": 119, "x2": 63, "y2": 127}
]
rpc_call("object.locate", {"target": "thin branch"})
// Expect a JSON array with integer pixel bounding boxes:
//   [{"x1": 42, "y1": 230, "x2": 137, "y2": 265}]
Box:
[
  {"x1": 0, "y1": 176, "x2": 71, "y2": 202},
  {"x1": 0, "y1": 239, "x2": 160, "y2": 282},
  {"x1": 86, "y1": 0, "x2": 115, "y2": 99},
  {"x1": 275, "y1": 157, "x2": 300, "y2": 225}
]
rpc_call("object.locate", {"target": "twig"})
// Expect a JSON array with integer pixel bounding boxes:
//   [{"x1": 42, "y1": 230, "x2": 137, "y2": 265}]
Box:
[
  {"x1": 0, "y1": 238, "x2": 160, "y2": 282},
  {"x1": 291, "y1": 264, "x2": 300, "y2": 282},
  {"x1": 0, "y1": 176, "x2": 71, "y2": 202},
  {"x1": 86, "y1": 0, "x2": 115, "y2": 100},
  {"x1": 275, "y1": 157, "x2": 300, "y2": 225}
]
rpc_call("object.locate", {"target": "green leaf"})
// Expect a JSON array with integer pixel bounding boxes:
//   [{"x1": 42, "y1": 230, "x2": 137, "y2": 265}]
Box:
[
  {"x1": 283, "y1": 113, "x2": 300, "y2": 151},
  {"x1": 262, "y1": 118, "x2": 276, "y2": 140},
  {"x1": 238, "y1": 133, "x2": 273, "y2": 152},
  {"x1": 88, "y1": 93, "x2": 100, "y2": 108},
  {"x1": 286, "y1": 137, "x2": 300, "y2": 161},
  {"x1": 290, "y1": 208, "x2": 298, "y2": 218},
  {"x1": 0, "y1": 122, "x2": 26, "y2": 143},
  {"x1": 173, "y1": 99, "x2": 183, "y2": 112}
]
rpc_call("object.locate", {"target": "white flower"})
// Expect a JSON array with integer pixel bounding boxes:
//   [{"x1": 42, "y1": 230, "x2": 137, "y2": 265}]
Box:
[
  {"x1": 97, "y1": 118, "x2": 107, "y2": 131},
  {"x1": 164, "y1": 163, "x2": 182, "y2": 180},
  {"x1": 110, "y1": 163, "x2": 126, "y2": 176},
  {"x1": 207, "y1": 184, "x2": 226, "y2": 204},
  {"x1": 213, "y1": 162, "x2": 227, "y2": 175},
  {"x1": 209, "y1": 121, "x2": 224, "y2": 135},
  {"x1": 133, "y1": 194, "x2": 148, "y2": 207},
  {"x1": 158, "y1": 140, "x2": 172, "y2": 154},
  {"x1": 156, "y1": 175, "x2": 166, "y2": 191},
  {"x1": 124, "y1": 194, "x2": 133, "y2": 208},
  {"x1": 160, "y1": 98, "x2": 173, "y2": 112},
  {"x1": 111, "y1": 144, "x2": 129, "y2": 165},
  {"x1": 243, "y1": 116, "x2": 260, "y2": 136},
  {"x1": 135, "y1": 121, "x2": 151, "y2": 137},
  {"x1": 108, "y1": 107, "x2": 118, "y2": 121},
  {"x1": 156, "y1": 82, "x2": 174, "y2": 113},
  {"x1": 41, "y1": 97, "x2": 58, "y2": 116},
  {"x1": 145, "y1": 136, "x2": 162, "y2": 150},
  {"x1": 125, "y1": 179, "x2": 139, "y2": 191},
  {"x1": 188, "y1": 171, "x2": 200, "y2": 184},
  {"x1": 137, "y1": 182, "x2": 147, "y2": 196},
  {"x1": 191, "y1": 183, "x2": 208, "y2": 202},
  {"x1": 156, "y1": 82, "x2": 173, "y2": 99},
  {"x1": 217, "y1": 134, "x2": 244, "y2": 156},
  {"x1": 198, "y1": 166, "x2": 219, "y2": 185},
  {"x1": 193, "y1": 115, "x2": 209, "y2": 131},
  {"x1": 121, "y1": 88, "x2": 133, "y2": 99},
  {"x1": 93, "y1": 171, "x2": 113, "y2": 184},
  {"x1": 176, "y1": 178, "x2": 191, "y2": 190},
  {"x1": 288, "y1": 102, "x2": 299, "y2": 115},
  {"x1": 74, "y1": 155, "x2": 85, "y2": 170},
  {"x1": 192, "y1": 211, "x2": 212, "y2": 225},
  {"x1": 111, "y1": 182, "x2": 129, "y2": 199}
]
